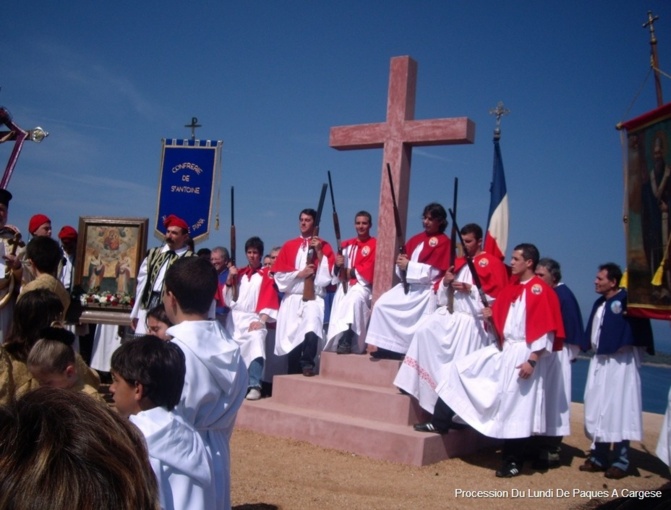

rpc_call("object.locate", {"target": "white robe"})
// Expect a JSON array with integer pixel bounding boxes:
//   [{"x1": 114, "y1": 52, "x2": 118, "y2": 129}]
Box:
[
  {"x1": 90, "y1": 324, "x2": 122, "y2": 372},
  {"x1": 540, "y1": 344, "x2": 578, "y2": 436},
  {"x1": 169, "y1": 320, "x2": 248, "y2": 510},
  {"x1": 225, "y1": 271, "x2": 276, "y2": 367},
  {"x1": 394, "y1": 266, "x2": 495, "y2": 414},
  {"x1": 324, "y1": 283, "x2": 372, "y2": 354},
  {"x1": 130, "y1": 407, "x2": 215, "y2": 510},
  {"x1": 438, "y1": 291, "x2": 554, "y2": 439},
  {"x1": 365, "y1": 243, "x2": 441, "y2": 354},
  {"x1": 273, "y1": 243, "x2": 331, "y2": 356},
  {"x1": 583, "y1": 302, "x2": 643, "y2": 443},
  {"x1": 656, "y1": 385, "x2": 671, "y2": 467}
]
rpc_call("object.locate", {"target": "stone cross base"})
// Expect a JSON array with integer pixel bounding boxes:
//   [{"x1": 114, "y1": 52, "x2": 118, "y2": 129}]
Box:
[{"x1": 235, "y1": 351, "x2": 497, "y2": 466}]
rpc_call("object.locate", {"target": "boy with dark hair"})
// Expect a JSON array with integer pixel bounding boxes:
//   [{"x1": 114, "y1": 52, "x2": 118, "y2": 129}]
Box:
[
  {"x1": 19, "y1": 237, "x2": 70, "y2": 314},
  {"x1": 162, "y1": 256, "x2": 247, "y2": 510},
  {"x1": 110, "y1": 335, "x2": 215, "y2": 510},
  {"x1": 225, "y1": 236, "x2": 279, "y2": 400},
  {"x1": 272, "y1": 208, "x2": 335, "y2": 376}
]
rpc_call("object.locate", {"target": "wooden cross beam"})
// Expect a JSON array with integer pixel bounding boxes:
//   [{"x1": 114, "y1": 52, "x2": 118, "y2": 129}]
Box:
[{"x1": 329, "y1": 56, "x2": 475, "y2": 300}]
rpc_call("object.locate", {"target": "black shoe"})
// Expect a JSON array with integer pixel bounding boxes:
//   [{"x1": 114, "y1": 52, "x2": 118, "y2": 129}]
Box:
[
  {"x1": 496, "y1": 458, "x2": 522, "y2": 478},
  {"x1": 336, "y1": 338, "x2": 352, "y2": 355},
  {"x1": 302, "y1": 367, "x2": 316, "y2": 377},
  {"x1": 604, "y1": 466, "x2": 628, "y2": 480},
  {"x1": 370, "y1": 348, "x2": 404, "y2": 360},
  {"x1": 532, "y1": 449, "x2": 561, "y2": 470},
  {"x1": 413, "y1": 422, "x2": 447, "y2": 434},
  {"x1": 579, "y1": 459, "x2": 605, "y2": 473}
]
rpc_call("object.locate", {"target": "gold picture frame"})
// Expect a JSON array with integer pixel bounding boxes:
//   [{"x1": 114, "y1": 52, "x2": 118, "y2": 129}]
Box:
[{"x1": 73, "y1": 216, "x2": 148, "y2": 325}]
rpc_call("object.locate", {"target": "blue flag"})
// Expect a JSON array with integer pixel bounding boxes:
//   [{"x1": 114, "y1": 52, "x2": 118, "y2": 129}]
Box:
[{"x1": 156, "y1": 139, "x2": 222, "y2": 242}]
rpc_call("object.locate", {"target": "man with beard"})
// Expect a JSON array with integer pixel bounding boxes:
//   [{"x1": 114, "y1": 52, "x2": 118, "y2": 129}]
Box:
[{"x1": 131, "y1": 214, "x2": 194, "y2": 334}]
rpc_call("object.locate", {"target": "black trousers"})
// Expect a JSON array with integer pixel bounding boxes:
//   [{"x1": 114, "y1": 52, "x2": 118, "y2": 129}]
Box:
[{"x1": 287, "y1": 332, "x2": 319, "y2": 374}]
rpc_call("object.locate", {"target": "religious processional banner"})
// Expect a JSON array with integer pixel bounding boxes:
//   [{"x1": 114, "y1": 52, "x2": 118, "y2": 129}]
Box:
[
  {"x1": 155, "y1": 139, "x2": 222, "y2": 243},
  {"x1": 621, "y1": 103, "x2": 671, "y2": 320}
]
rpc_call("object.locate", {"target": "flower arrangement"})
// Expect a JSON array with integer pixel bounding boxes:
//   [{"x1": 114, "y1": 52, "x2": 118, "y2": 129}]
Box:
[{"x1": 79, "y1": 288, "x2": 134, "y2": 309}]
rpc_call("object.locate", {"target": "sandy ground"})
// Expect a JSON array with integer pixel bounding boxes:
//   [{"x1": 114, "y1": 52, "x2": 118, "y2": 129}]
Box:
[{"x1": 230, "y1": 405, "x2": 671, "y2": 510}]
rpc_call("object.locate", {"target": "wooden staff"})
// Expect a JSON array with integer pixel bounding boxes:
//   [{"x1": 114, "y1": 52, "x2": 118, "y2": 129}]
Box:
[{"x1": 387, "y1": 163, "x2": 408, "y2": 294}]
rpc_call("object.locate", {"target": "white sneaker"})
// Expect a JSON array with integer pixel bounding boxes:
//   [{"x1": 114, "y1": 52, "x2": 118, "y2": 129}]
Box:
[{"x1": 246, "y1": 388, "x2": 262, "y2": 401}]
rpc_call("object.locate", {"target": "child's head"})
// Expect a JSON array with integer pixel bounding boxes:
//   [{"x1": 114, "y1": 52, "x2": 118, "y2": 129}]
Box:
[
  {"x1": 145, "y1": 304, "x2": 173, "y2": 340},
  {"x1": 109, "y1": 335, "x2": 185, "y2": 418},
  {"x1": 163, "y1": 256, "x2": 218, "y2": 322},
  {"x1": 5, "y1": 289, "x2": 64, "y2": 362},
  {"x1": 27, "y1": 327, "x2": 78, "y2": 389}
]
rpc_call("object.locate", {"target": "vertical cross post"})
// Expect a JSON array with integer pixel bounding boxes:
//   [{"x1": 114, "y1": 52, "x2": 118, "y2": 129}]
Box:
[{"x1": 330, "y1": 56, "x2": 475, "y2": 300}]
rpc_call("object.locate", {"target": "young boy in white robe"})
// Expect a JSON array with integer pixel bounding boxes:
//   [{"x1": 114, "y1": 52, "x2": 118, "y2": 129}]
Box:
[
  {"x1": 110, "y1": 335, "x2": 215, "y2": 510},
  {"x1": 163, "y1": 256, "x2": 248, "y2": 510}
]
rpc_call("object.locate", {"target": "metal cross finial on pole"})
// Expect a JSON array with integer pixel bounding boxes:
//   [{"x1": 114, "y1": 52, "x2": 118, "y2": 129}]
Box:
[
  {"x1": 489, "y1": 101, "x2": 510, "y2": 141},
  {"x1": 643, "y1": 10, "x2": 664, "y2": 107},
  {"x1": 0, "y1": 107, "x2": 48, "y2": 189},
  {"x1": 184, "y1": 116, "x2": 201, "y2": 141}
]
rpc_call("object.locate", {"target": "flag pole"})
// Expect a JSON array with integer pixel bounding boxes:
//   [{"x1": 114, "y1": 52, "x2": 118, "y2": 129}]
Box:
[
  {"x1": 643, "y1": 11, "x2": 664, "y2": 108},
  {"x1": 484, "y1": 102, "x2": 510, "y2": 261}
]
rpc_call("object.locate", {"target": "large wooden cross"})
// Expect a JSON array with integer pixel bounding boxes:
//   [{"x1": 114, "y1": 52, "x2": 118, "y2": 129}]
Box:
[{"x1": 329, "y1": 56, "x2": 475, "y2": 301}]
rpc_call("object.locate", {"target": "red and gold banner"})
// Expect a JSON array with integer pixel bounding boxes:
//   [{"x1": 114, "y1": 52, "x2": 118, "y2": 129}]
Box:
[{"x1": 621, "y1": 103, "x2": 671, "y2": 320}]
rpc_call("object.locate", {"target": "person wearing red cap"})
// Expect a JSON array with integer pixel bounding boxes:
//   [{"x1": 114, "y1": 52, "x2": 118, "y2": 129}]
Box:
[
  {"x1": 28, "y1": 214, "x2": 52, "y2": 238},
  {"x1": 0, "y1": 189, "x2": 24, "y2": 342},
  {"x1": 58, "y1": 226, "x2": 77, "y2": 293},
  {"x1": 130, "y1": 214, "x2": 194, "y2": 334}
]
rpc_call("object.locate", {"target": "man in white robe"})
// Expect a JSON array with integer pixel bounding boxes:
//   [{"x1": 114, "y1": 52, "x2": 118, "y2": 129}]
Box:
[
  {"x1": 394, "y1": 223, "x2": 508, "y2": 413},
  {"x1": 533, "y1": 257, "x2": 583, "y2": 469},
  {"x1": 225, "y1": 236, "x2": 279, "y2": 400},
  {"x1": 324, "y1": 211, "x2": 376, "y2": 355},
  {"x1": 366, "y1": 203, "x2": 451, "y2": 359},
  {"x1": 579, "y1": 263, "x2": 653, "y2": 480},
  {"x1": 163, "y1": 256, "x2": 248, "y2": 510},
  {"x1": 272, "y1": 209, "x2": 334, "y2": 376},
  {"x1": 415, "y1": 243, "x2": 565, "y2": 478}
]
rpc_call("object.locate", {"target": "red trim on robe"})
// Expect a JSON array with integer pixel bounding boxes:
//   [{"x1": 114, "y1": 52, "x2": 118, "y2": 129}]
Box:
[
  {"x1": 453, "y1": 252, "x2": 509, "y2": 297},
  {"x1": 491, "y1": 275, "x2": 565, "y2": 351},
  {"x1": 341, "y1": 236, "x2": 376, "y2": 284},
  {"x1": 404, "y1": 232, "x2": 451, "y2": 272},
  {"x1": 227, "y1": 266, "x2": 279, "y2": 315},
  {"x1": 271, "y1": 236, "x2": 335, "y2": 273}
]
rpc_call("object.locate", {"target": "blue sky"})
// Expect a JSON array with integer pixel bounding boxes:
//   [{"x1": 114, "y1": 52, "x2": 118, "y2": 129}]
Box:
[{"x1": 3, "y1": 1, "x2": 671, "y2": 351}]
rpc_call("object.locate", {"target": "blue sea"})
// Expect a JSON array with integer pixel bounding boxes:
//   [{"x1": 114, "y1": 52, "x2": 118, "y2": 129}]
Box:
[{"x1": 571, "y1": 358, "x2": 670, "y2": 414}]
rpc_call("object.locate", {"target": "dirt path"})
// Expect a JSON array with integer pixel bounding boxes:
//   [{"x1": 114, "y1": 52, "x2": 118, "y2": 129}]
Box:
[{"x1": 230, "y1": 405, "x2": 670, "y2": 510}]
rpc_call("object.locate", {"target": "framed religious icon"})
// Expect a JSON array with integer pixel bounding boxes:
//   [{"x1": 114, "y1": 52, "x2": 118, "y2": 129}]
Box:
[{"x1": 72, "y1": 217, "x2": 148, "y2": 325}]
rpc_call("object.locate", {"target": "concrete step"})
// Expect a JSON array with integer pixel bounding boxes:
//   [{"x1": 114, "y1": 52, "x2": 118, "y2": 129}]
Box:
[
  {"x1": 270, "y1": 374, "x2": 428, "y2": 425},
  {"x1": 235, "y1": 398, "x2": 495, "y2": 466},
  {"x1": 319, "y1": 351, "x2": 403, "y2": 387}
]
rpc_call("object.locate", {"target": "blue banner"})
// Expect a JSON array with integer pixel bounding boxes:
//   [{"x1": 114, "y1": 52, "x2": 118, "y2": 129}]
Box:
[{"x1": 155, "y1": 139, "x2": 222, "y2": 242}]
